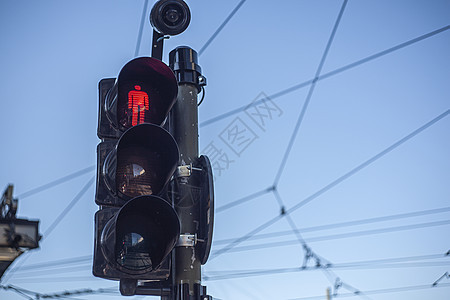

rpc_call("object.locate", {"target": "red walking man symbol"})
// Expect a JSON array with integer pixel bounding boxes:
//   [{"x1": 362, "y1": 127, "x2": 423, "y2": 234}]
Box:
[{"x1": 128, "y1": 85, "x2": 149, "y2": 126}]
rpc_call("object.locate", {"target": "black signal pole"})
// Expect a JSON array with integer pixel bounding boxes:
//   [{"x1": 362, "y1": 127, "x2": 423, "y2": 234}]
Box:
[
  {"x1": 148, "y1": 2, "x2": 212, "y2": 298},
  {"x1": 169, "y1": 47, "x2": 208, "y2": 299}
]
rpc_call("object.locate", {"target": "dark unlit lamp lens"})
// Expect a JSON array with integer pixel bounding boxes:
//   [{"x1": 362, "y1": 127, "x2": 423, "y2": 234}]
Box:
[
  {"x1": 116, "y1": 232, "x2": 152, "y2": 271},
  {"x1": 116, "y1": 146, "x2": 162, "y2": 197}
]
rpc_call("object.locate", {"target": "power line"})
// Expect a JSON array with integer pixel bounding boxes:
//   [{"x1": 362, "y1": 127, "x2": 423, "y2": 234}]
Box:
[
  {"x1": 11, "y1": 255, "x2": 91, "y2": 272},
  {"x1": 284, "y1": 109, "x2": 449, "y2": 216},
  {"x1": 289, "y1": 282, "x2": 450, "y2": 300},
  {"x1": 17, "y1": 166, "x2": 95, "y2": 199},
  {"x1": 204, "y1": 252, "x2": 450, "y2": 281},
  {"x1": 198, "y1": 0, "x2": 247, "y2": 56},
  {"x1": 1, "y1": 284, "x2": 118, "y2": 299},
  {"x1": 4, "y1": 177, "x2": 95, "y2": 283},
  {"x1": 199, "y1": 24, "x2": 450, "y2": 128},
  {"x1": 273, "y1": 0, "x2": 348, "y2": 187},
  {"x1": 26, "y1": 218, "x2": 447, "y2": 278},
  {"x1": 12, "y1": 265, "x2": 92, "y2": 279},
  {"x1": 6, "y1": 276, "x2": 107, "y2": 284},
  {"x1": 135, "y1": 0, "x2": 149, "y2": 57},
  {"x1": 216, "y1": 186, "x2": 274, "y2": 213},
  {"x1": 43, "y1": 176, "x2": 95, "y2": 237},
  {"x1": 210, "y1": 109, "x2": 450, "y2": 259},
  {"x1": 211, "y1": 219, "x2": 450, "y2": 254},
  {"x1": 213, "y1": 206, "x2": 450, "y2": 245},
  {"x1": 204, "y1": 262, "x2": 450, "y2": 281},
  {"x1": 319, "y1": 24, "x2": 450, "y2": 82},
  {"x1": 210, "y1": 0, "x2": 349, "y2": 265},
  {"x1": 261, "y1": 2, "x2": 350, "y2": 284}
]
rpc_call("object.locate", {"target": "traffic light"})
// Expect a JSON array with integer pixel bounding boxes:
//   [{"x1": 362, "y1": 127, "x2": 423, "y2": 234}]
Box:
[{"x1": 93, "y1": 57, "x2": 180, "y2": 288}]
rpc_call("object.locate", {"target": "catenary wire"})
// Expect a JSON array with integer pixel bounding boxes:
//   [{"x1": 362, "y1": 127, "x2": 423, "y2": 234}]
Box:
[
  {"x1": 3, "y1": 177, "x2": 95, "y2": 283},
  {"x1": 289, "y1": 282, "x2": 450, "y2": 300},
  {"x1": 43, "y1": 176, "x2": 95, "y2": 237},
  {"x1": 214, "y1": 206, "x2": 450, "y2": 245},
  {"x1": 11, "y1": 255, "x2": 92, "y2": 272},
  {"x1": 16, "y1": 217, "x2": 449, "y2": 276},
  {"x1": 211, "y1": 219, "x2": 450, "y2": 254},
  {"x1": 262, "y1": 2, "x2": 351, "y2": 288},
  {"x1": 1, "y1": 284, "x2": 118, "y2": 300},
  {"x1": 198, "y1": 0, "x2": 247, "y2": 56},
  {"x1": 273, "y1": 0, "x2": 348, "y2": 187},
  {"x1": 203, "y1": 252, "x2": 450, "y2": 281},
  {"x1": 199, "y1": 24, "x2": 450, "y2": 128},
  {"x1": 216, "y1": 186, "x2": 274, "y2": 213},
  {"x1": 13, "y1": 210, "x2": 448, "y2": 281},
  {"x1": 135, "y1": 0, "x2": 149, "y2": 57},
  {"x1": 17, "y1": 165, "x2": 95, "y2": 199},
  {"x1": 210, "y1": 109, "x2": 450, "y2": 259},
  {"x1": 203, "y1": 262, "x2": 450, "y2": 281},
  {"x1": 12, "y1": 265, "x2": 92, "y2": 279}
]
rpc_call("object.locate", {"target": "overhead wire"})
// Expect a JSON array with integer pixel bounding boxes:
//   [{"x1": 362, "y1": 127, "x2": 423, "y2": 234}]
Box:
[
  {"x1": 17, "y1": 166, "x2": 95, "y2": 199},
  {"x1": 1, "y1": 284, "x2": 118, "y2": 299},
  {"x1": 199, "y1": 24, "x2": 450, "y2": 128},
  {"x1": 204, "y1": 251, "x2": 450, "y2": 281},
  {"x1": 198, "y1": 0, "x2": 247, "y2": 56},
  {"x1": 3, "y1": 177, "x2": 95, "y2": 284},
  {"x1": 135, "y1": 0, "x2": 149, "y2": 57},
  {"x1": 43, "y1": 176, "x2": 95, "y2": 238},
  {"x1": 204, "y1": 263, "x2": 450, "y2": 282},
  {"x1": 211, "y1": 219, "x2": 450, "y2": 254},
  {"x1": 260, "y1": 2, "x2": 354, "y2": 288},
  {"x1": 12, "y1": 265, "x2": 92, "y2": 279},
  {"x1": 216, "y1": 186, "x2": 274, "y2": 213},
  {"x1": 208, "y1": 4, "x2": 369, "y2": 295},
  {"x1": 210, "y1": 109, "x2": 450, "y2": 259},
  {"x1": 214, "y1": 206, "x2": 450, "y2": 245},
  {"x1": 10, "y1": 255, "x2": 91, "y2": 273},
  {"x1": 16, "y1": 213, "x2": 449, "y2": 277},
  {"x1": 273, "y1": 0, "x2": 348, "y2": 187},
  {"x1": 289, "y1": 282, "x2": 450, "y2": 300}
]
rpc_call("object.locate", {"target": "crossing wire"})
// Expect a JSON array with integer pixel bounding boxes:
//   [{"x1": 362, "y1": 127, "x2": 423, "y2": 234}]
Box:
[
  {"x1": 135, "y1": 0, "x2": 149, "y2": 57},
  {"x1": 199, "y1": 24, "x2": 450, "y2": 128},
  {"x1": 204, "y1": 262, "x2": 450, "y2": 282},
  {"x1": 273, "y1": 0, "x2": 348, "y2": 187},
  {"x1": 211, "y1": 219, "x2": 450, "y2": 254},
  {"x1": 43, "y1": 176, "x2": 95, "y2": 237},
  {"x1": 289, "y1": 283, "x2": 450, "y2": 300},
  {"x1": 214, "y1": 206, "x2": 450, "y2": 245},
  {"x1": 11, "y1": 255, "x2": 92, "y2": 272},
  {"x1": 17, "y1": 165, "x2": 95, "y2": 199},
  {"x1": 210, "y1": 109, "x2": 450, "y2": 260},
  {"x1": 204, "y1": 251, "x2": 450, "y2": 281},
  {"x1": 1, "y1": 284, "x2": 118, "y2": 299},
  {"x1": 198, "y1": 0, "x2": 247, "y2": 56},
  {"x1": 4, "y1": 177, "x2": 95, "y2": 284}
]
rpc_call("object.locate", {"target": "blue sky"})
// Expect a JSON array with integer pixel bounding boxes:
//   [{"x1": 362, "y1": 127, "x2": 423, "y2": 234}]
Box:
[{"x1": 0, "y1": 0, "x2": 449, "y2": 299}]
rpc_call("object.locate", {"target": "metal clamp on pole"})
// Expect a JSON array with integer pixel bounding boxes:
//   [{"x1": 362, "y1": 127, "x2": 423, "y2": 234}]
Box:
[
  {"x1": 176, "y1": 164, "x2": 204, "y2": 178},
  {"x1": 176, "y1": 234, "x2": 196, "y2": 247}
]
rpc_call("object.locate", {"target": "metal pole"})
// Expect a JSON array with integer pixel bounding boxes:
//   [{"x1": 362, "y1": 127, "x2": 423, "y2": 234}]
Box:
[{"x1": 169, "y1": 46, "x2": 204, "y2": 299}]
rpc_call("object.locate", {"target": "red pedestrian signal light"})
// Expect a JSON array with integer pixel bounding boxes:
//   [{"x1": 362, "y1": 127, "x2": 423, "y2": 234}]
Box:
[
  {"x1": 98, "y1": 57, "x2": 178, "y2": 139},
  {"x1": 127, "y1": 85, "x2": 149, "y2": 126}
]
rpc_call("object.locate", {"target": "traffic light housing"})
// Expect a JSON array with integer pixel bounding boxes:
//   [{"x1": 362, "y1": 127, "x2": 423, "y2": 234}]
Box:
[{"x1": 93, "y1": 57, "x2": 180, "y2": 283}]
